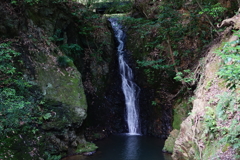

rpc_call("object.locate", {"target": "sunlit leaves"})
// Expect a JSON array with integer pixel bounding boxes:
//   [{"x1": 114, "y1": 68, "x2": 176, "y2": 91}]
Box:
[
  {"x1": 215, "y1": 32, "x2": 240, "y2": 89},
  {"x1": 198, "y1": 3, "x2": 226, "y2": 18}
]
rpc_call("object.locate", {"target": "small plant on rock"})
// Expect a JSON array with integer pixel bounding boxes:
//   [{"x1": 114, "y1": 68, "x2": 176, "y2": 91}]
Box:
[{"x1": 57, "y1": 56, "x2": 73, "y2": 68}]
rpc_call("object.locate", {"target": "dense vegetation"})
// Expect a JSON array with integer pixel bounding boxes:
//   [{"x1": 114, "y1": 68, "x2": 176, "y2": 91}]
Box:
[
  {"x1": 121, "y1": 0, "x2": 229, "y2": 85},
  {"x1": 0, "y1": 43, "x2": 50, "y2": 159},
  {"x1": 203, "y1": 31, "x2": 240, "y2": 158},
  {"x1": 0, "y1": 0, "x2": 100, "y2": 159}
]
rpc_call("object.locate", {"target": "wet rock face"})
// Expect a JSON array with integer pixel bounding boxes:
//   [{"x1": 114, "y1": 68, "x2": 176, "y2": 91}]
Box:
[
  {"x1": 73, "y1": 19, "x2": 133, "y2": 139},
  {"x1": 83, "y1": 53, "x2": 129, "y2": 140},
  {"x1": 124, "y1": 45, "x2": 175, "y2": 137},
  {"x1": 138, "y1": 86, "x2": 173, "y2": 137}
]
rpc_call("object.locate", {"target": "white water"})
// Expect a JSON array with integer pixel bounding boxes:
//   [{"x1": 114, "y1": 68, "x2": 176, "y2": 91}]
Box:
[{"x1": 109, "y1": 18, "x2": 141, "y2": 135}]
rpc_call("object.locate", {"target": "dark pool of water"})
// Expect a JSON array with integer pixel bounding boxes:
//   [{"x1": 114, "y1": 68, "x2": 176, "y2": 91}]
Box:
[{"x1": 63, "y1": 134, "x2": 172, "y2": 160}]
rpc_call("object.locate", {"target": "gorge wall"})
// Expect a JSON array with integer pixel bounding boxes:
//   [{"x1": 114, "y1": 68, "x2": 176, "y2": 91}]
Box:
[
  {"x1": 170, "y1": 18, "x2": 240, "y2": 160},
  {"x1": 1, "y1": 0, "x2": 239, "y2": 159},
  {"x1": 0, "y1": 1, "x2": 103, "y2": 158}
]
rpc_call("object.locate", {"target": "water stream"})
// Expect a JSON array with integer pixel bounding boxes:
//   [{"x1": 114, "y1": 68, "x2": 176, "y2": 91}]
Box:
[{"x1": 109, "y1": 18, "x2": 141, "y2": 135}]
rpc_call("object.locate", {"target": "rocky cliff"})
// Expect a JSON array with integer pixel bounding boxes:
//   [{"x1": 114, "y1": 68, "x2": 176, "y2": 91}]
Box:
[
  {"x1": 168, "y1": 15, "x2": 240, "y2": 160},
  {"x1": 0, "y1": 0, "x2": 96, "y2": 158}
]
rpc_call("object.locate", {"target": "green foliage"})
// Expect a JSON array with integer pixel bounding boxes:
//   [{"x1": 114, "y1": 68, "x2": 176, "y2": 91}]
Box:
[
  {"x1": 79, "y1": 26, "x2": 95, "y2": 35},
  {"x1": 163, "y1": 129, "x2": 179, "y2": 153},
  {"x1": 222, "y1": 119, "x2": 240, "y2": 149},
  {"x1": 204, "y1": 106, "x2": 217, "y2": 133},
  {"x1": 137, "y1": 59, "x2": 169, "y2": 69},
  {"x1": 0, "y1": 43, "x2": 35, "y2": 136},
  {"x1": 11, "y1": 0, "x2": 40, "y2": 5},
  {"x1": 157, "y1": 4, "x2": 185, "y2": 41},
  {"x1": 173, "y1": 98, "x2": 193, "y2": 130},
  {"x1": 76, "y1": 142, "x2": 98, "y2": 154},
  {"x1": 71, "y1": 8, "x2": 101, "y2": 36},
  {"x1": 151, "y1": 101, "x2": 157, "y2": 106},
  {"x1": 52, "y1": 0, "x2": 68, "y2": 3},
  {"x1": 136, "y1": 58, "x2": 174, "y2": 84},
  {"x1": 0, "y1": 43, "x2": 20, "y2": 77},
  {"x1": 135, "y1": 59, "x2": 174, "y2": 84},
  {"x1": 44, "y1": 152, "x2": 62, "y2": 160},
  {"x1": 105, "y1": 2, "x2": 133, "y2": 14},
  {"x1": 198, "y1": 3, "x2": 226, "y2": 18},
  {"x1": 215, "y1": 92, "x2": 240, "y2": 149},
  {"x1": 60, "y1": 43, "x2": 83, "y2": 56},
  {"x1": 119, "y1": 2, "x2": 217, "y2": 86},
  {"x1": 0, "y1": 88, "x2": 32, "y2": 134},
  {"x1": 174, "y1": 69, "x2": 195, "y2": 84},
  {"x1": 0, "y1": 43, "x2": 32, "y2": 92},
  {"x1": 204, "y1": 91, "x2": 240, "y2": 155},
  {"x1": 11, "y1": 0, "x2": 72, "y2": 5},
  {"x1": 215, "y1": 31, "x2": 240, "y2": 89},
  {"x1": 24, "y1": 0, "x2": 39, "y2": 5},
  {"x1": 119, "y1": 16, "x2": 155, "y2": 40},
  {"x1": 49, "y1": 29, "x2": 64, "y2": 42},
  {"x1": 43, "y1": 113, "x2": 52, "y2": 120},
  {"x1": 49, "y1": 29, "x2": 83, "y2": 58},
  {"x1": 0, "y1": 42, "x2": 50, "y2": 159},
  {"x1": 216, "y1": 92, "x2": 235, "y2": 120},
  {"x1": 173, "y1": 109, "x2": 181, "y2": 130},
  {"x1": 57, "y1": 56, "x2": 73, "y2": 68}
]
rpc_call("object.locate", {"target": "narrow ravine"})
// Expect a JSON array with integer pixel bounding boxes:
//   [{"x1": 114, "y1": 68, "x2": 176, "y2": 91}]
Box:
[
  {"x1": 62, "y1": 17, "x2": 173, "y2": 160},
  {"x1": 109, "y1": 18, "x2": 141, "y2": 135}
]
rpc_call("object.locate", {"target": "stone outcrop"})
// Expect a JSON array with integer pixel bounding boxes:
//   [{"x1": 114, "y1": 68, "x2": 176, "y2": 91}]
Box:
[
  {"x1": 0, "y1": 0, "x2": 90, "y2": 157},
  {"x1": 217, "y1": 12, "x2": 240, "y2": 29}
]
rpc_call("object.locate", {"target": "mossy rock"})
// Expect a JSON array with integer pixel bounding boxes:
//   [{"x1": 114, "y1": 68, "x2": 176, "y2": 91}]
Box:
[
  {"x1": 163, "y1": 129, "x2": 179, "y2": 153},
  {"x1": 172, "y1": 98, "x2": 192, "y2": 130},
  {"x1": 76, "y1": 142, "x2": 98, "y2": 154},
  {"x1": 24, "y1": 51, "x2": 87, "y2": 130}
]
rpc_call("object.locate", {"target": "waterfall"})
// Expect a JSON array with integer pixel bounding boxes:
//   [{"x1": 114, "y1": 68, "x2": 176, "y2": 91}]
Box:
[{"x1": 109, "y1": 18, "x2": 141, "y2": 135}]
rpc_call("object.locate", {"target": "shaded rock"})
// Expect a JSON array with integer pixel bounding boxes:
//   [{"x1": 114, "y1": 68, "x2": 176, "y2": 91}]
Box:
[
  {"x1": 172, "y1": 31, "x2": 239, "y2": 160},
  {"x1": 0, "y1": 1, "x2": 90, "y2": 157},
  {"x1": 163, "y1": 129, "x2": 179, "y2": 153}
]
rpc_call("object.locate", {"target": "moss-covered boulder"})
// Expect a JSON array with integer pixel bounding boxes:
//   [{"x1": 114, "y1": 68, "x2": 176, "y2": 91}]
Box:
[
  {"x1": 32, "y1": 52, "x2": 87, "y2": 130},
  {"x1": 21, "y1": 25, "x2": 88, "y2": 154},
  {"x1": 163, "y1": 129, "x2": 179, "y2": 153},
  {"x1": 0, "y1": 1, "x2": 90, "y2": 157}
]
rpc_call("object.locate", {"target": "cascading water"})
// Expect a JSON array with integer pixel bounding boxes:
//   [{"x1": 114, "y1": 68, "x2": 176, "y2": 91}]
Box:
[{"x1": 109, "y1": 18, "x2": 141, "y2": 135}]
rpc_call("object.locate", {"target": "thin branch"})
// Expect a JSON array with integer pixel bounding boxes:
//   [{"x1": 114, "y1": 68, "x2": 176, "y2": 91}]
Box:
[
  {"x1": 195, "y1": 0, "x2": 220, "y2": 36},
  {"x1": 167, "y1": 36, "x2": 178, "y2": 74}
]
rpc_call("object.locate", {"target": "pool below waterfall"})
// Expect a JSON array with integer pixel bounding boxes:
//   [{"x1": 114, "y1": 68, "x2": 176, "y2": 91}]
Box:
[{"x1": 63, "y1": 134, "x2": 172, "y2": 160}]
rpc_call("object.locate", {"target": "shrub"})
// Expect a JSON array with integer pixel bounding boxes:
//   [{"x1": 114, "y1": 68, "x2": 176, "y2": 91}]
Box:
[
  {"x1": 57, "y1": 56, "x2": 73, "y2": 68},
  {"x1": 215, "y1": 31, "x2": 240, "y2": 89}
]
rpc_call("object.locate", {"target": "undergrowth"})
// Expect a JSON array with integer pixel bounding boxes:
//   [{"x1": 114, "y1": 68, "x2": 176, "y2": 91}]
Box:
[
  {"x1": 0, "y1": 42, "x2": 57, "y2": 160},
  {"x1": 215, "y1": 31, "x2": 240, "y2": 90},
  {"x1": 202, "y1": 30, "x2": 240, "y2": 159}
]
